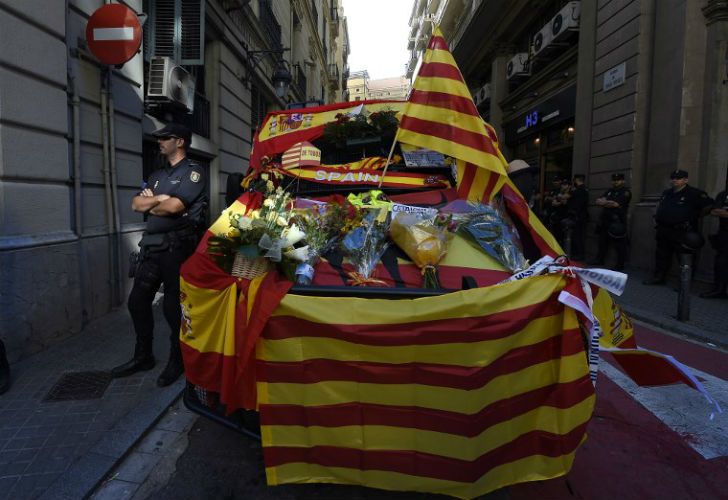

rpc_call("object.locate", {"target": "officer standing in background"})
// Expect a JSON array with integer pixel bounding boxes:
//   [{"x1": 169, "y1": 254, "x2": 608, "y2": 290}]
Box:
[
  {"x1": 567, "y1": 174, "x2": 589, "y2": 261},
  {"x1": 541, "y1": 176, "x2": 563, "y2": 230},
  {"x1": 111, "y1": 123, "x2": 208, "y2": 387},
  {"x1": 644, "y1": 169, "x2": 713, "y2": 285},
  {"x1": 548, "y1": 178, "x2": 573, "y2": 244},
  {"x1": 593, "y1": 173, "x2": 632, "y2": 270},
  {"x1": 700, "y1": 186, "x2": 728, "y2": 298}
]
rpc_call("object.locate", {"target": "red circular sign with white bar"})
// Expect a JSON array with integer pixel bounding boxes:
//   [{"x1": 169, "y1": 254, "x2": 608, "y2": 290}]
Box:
[{"x1": 85, "y1": 4, "x2": 142, "y2": 65}]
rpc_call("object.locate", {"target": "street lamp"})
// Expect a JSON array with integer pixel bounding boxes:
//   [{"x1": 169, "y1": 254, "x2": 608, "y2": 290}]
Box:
[
  {"x1": 272, "y1": 59, "x2": 293, "y2": 98},
  {"x1": 242, "y1": 46, "x2": 292, "y2": 98}
]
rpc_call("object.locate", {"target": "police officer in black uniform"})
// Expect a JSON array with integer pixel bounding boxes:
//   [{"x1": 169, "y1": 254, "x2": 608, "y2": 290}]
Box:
[
  {"x1": 111, "y1": 123, "x2": 208, "y2": 387},
  {"x1": 644, "y1": 169, "x2": 713, "y2": 285},
  {"x1": 548, "y1": 178, "x2": 573, "y2": 244},
  {"x1": 700, "y1": 187, "x2": 728, "y2": 298},
  {"x1": 566, "y1": 174, "x2": 589, "y2": 260},
  {"x1": 593, "y1": 173, "x2": 632, "y2": 270}
]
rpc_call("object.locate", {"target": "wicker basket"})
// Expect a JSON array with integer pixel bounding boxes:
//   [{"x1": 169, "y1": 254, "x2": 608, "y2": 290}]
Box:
[{"x1": 231, "y1": 252, "x2": 270, "y2": 280}]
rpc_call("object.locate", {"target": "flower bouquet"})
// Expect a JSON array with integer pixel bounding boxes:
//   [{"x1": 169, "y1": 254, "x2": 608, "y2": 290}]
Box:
[
  {"x1": 207, "y1": 183, "x2": 306, "y2": 279},
  {"x1": 340, "y1": 205, "x2": 391, "y2": 286},
  {"x1": 290, "y1": 200, "x2": 351, "y2": 285},
  {"x1": 389, "y1": 211, "x2": 454, "y2": 289},
  {"x1": 444, "y1": 198, "x2": 528, "y2": 273}
]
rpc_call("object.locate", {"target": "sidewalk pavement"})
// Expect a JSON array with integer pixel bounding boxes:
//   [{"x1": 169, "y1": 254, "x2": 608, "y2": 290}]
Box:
[
  {"x1": 614, "y1": 265, "x2": 727, "y2": 350},
  {"x1": 0, "y1": 265, "x2": 725, "y2": 500},
  {"x1": 0, "y1": 301, "x2": 182, "y2": 500}
]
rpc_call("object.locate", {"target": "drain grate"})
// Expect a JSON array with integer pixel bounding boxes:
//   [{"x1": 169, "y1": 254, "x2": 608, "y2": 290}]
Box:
[{"x1": 43, "y1": 371, "x2": 113, "y2": 402}]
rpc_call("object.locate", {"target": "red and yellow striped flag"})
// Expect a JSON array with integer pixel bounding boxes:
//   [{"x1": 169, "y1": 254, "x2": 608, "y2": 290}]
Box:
[
  {"x1": 396, "y1": 27, "x2": 508, "y2": 202},
  {"x1": 256, "y1": 275, "x2": 595, "y2": 498}
]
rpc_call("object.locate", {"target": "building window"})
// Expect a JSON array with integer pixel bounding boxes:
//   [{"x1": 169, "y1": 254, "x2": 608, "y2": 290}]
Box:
[
  {"x1": 251, "y1": 84, "x2": 269, "y2": 142},
  {"x1": 143, "y1": 0, "x2": 205, "y2": 65},
  {"x1": 259, "y1": 0, "x2": 282, "y2": 51}
]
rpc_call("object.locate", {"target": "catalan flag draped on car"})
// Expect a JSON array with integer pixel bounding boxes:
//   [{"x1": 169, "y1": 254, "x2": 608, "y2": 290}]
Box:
[{"x1": 257, "y1": 275, "x2": 594, "y2": 499}]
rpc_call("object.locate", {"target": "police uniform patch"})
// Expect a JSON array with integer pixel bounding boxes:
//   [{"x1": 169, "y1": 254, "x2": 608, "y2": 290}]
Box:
[{"x1": 190, "y1": 171, "x2": 200, "y2": 183}]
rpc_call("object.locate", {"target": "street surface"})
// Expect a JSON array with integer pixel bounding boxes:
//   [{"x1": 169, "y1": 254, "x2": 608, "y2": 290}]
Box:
[{"x1": 93, "y1": 322, "x2": 728, "y2": 500}]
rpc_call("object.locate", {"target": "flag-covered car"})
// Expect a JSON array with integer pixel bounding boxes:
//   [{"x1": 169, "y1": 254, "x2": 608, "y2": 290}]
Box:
[{"x1": 178, "y1": 30, "x2": 709, "y2": 500}]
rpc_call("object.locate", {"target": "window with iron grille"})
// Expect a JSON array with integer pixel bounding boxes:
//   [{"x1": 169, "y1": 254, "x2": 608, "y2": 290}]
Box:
[
  {"x1": 251, "y1": 84, "x2": 269, "y2": 142},
  {"x1": 143, "y1": 0, "x2": 205, "y2": 65},
  {"x1": 258, "y1": 0, "x2": 282, "y2": 51}
]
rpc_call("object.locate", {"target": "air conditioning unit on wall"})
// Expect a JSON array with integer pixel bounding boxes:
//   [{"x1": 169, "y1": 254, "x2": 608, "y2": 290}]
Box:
[
  {"x1": 472, "y1": 83, "x2": 491, "y2": 107},
  {"x1": 506, "y1": 53, "x2": 530, "y2": 80},
  {"x1": 552, "y1": 1, "x2": 581, "y2": 42},
  {"x1": 532, "y1": 21, "x2": 554, "y2": 58},
  {"x1": 146, "y1": 56, "x2": 196, "y2": 113}
]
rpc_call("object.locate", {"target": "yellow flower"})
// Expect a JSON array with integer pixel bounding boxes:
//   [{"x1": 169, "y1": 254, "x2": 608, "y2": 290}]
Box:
[
  {"x1": 263, "y1": 198, "x2": 275, "y2": 208},
  {"x1": 266, "y1": 180, "x2": 275, "y2": 192},
  {"x1": 261, "y1": 173, "x2": 269, "y2": 181},
  {"x1": 227, "y1": 228, "x2": 241, "y2": 238}
]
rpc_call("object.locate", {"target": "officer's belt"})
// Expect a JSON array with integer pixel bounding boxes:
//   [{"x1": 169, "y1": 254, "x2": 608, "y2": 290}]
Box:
[{"x1": 656, "y1": 221, "x2": 692, "y2": 230}]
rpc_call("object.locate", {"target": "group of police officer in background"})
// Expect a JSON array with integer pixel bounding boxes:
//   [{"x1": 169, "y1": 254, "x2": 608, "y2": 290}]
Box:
[
  {"x1": 512, "y1": 161, "x2": 727, "y2": 298},
  {"x1": 539, "y1": 173, "x2": 589, "y2": 261},
  {"x1": 643, "y1": 169, "x2": 728, "y2": 299}
]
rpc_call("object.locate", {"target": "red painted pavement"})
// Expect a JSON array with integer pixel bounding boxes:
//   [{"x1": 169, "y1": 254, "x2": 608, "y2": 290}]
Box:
[{"x1": 508, "y1": 323, "x2": 728, "y2": 500}]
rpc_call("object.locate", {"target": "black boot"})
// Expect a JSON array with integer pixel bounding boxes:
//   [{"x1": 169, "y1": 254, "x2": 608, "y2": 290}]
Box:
[
  {"x1": 111, "y1": 340, "x2": 155, "y2": 378},
  {"x1": 157, "y1": 341, "x2": 184, "y2": 387},
  {"x1": 0, "y1": 340, "x2": 10, "y2": 395}
]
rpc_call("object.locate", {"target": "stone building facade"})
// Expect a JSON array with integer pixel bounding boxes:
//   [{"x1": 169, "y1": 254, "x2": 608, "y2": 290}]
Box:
[
  {"x1": 408, "y1": 0, "x2": 728, "y2": 277},
  {"x1": 368, "y1": 76, "x2": 410, "y2": 100},
  {"x1": 0, "y1": 0, "x2": 348, "y2": 361},
  {"x1": 346, "y1": 69, "x2": 369, "y2": 101}
]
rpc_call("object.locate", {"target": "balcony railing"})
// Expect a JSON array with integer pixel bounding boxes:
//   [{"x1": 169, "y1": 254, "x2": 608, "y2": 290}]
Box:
[
  {"x1": 259, "y1": 0, "x2": 282, "y2": 51},
  {"x1": 294, "y1": 64, "x2": 307, "y2": 98},
  {"x1": 179, "y1": 92, "x2": 211, "y2": 138},
  {"x1": 330, "y1": 4, "x2": 340, "y2": 36},
  {"x1": 328, "y1": 63, "x2": 339, "y2": 83}
]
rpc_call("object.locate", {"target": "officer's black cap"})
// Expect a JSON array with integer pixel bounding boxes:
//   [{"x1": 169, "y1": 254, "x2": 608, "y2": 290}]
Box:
[
  {"x1": 611, "y1": 173, "x2": 625, "y2": 181},
  {"x1": 669, "y1": 169, "x2": 689, "y2": 179},
  {"x1": 152, "y1": 123, "x2": 192, "y2": 147}
]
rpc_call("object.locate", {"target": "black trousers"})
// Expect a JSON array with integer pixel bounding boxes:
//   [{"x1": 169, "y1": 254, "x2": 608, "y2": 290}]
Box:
[
  {"x1": 653, "y1": 225, "x2": 690, "y2": 279},
  {"x1": 597, "y1": 229, "x2": 628, "y2": 267},
  {"x1": 571, "y1": 218, "x2": 587, "y2": 260},
  {"x1": 127, "y1": 239, "x2": 196, "y2": 355}
]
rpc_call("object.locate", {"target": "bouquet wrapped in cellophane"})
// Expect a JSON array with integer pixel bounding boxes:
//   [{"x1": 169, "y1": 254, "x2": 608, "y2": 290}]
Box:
[
  {"x1": 389, "y1": 211, "x2": 454, "y2": 289},
  {"x1": 443, "y1": 198, "x2": 528, "y2": 274},
  {"x1": 340, "y1": 205, "x2": 391, "y2": 286},
  {"x1": 290, "y1": 199, "x2": 350, "y2": 284},
  {"x1": 206, "y1": 180, "x2": 307, "y2": 278}
]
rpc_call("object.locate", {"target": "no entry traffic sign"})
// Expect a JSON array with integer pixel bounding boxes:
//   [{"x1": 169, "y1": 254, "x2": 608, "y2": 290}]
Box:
[{"x1": 85, "y1": 4, "x2": 142, "y2": 66}]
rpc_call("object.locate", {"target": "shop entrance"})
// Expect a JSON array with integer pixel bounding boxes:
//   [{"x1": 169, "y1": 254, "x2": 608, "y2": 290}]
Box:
[{"x1": 512, "y1": 120, "x2": 574, "y2": 216}]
